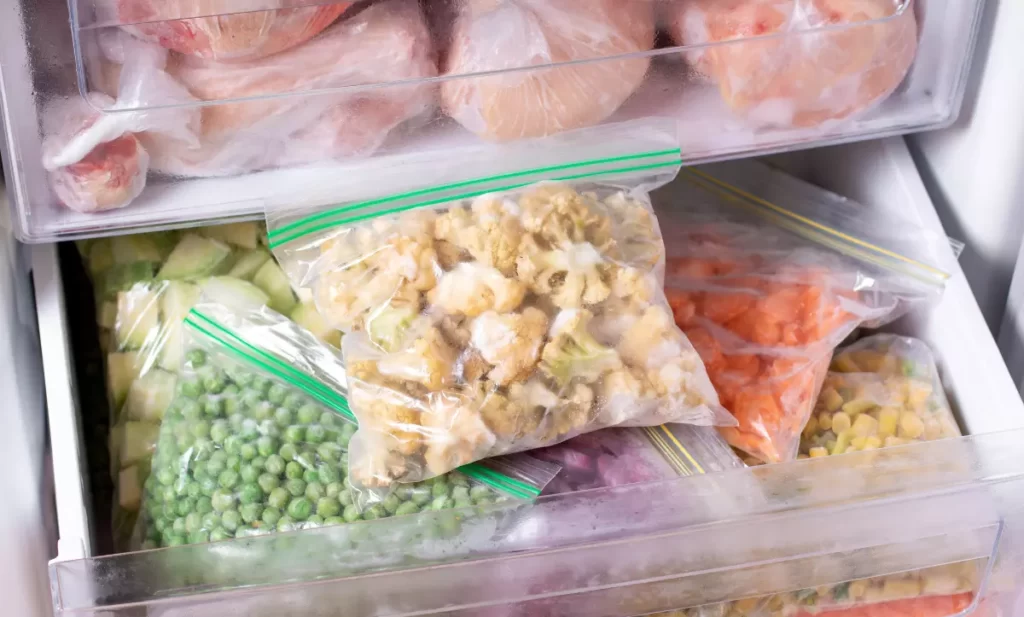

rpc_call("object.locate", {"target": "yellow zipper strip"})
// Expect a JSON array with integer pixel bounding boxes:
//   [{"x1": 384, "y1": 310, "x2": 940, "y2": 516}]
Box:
[{"x1": 643, "y1": 425, "x2": 705, "y2": 476}]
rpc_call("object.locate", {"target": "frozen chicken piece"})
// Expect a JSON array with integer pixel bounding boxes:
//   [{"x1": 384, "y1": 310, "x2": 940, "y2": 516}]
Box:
[
  {"x1": 137, "y1": 0, "x2": 437, "y2": 177},
  {"x1": 117, "y1": 1, "x2": 351, "y2": 62},
  {"x1": 670, "y1": 0, "x2": 918, "y2": 127},
  {"x1": 441, "y1": 0, "x2": 655, "y2": 140}
]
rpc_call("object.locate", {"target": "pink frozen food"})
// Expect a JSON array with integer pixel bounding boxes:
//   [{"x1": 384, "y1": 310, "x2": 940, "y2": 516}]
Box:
[
  {"x1": 670, "y1": 0, "x2": 918, "y2": 127},
  {"x1": 441, "y1": 0, "x2": 655, "y2": 140},
  {"x1": 117, "y1": 1, "x2": 351, "y2": 62}
]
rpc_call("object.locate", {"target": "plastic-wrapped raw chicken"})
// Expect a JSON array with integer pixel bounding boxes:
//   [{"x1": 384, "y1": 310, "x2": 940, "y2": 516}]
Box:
[
  {"x1": 441, "y1": 0, "x2": 655, "y2": 140},
  {"x1": 668, "y1": 0, "x2": 918, "y2": 127},
  {"x1": 117, "y1": 1, "x2": 352, "y2": 62}
]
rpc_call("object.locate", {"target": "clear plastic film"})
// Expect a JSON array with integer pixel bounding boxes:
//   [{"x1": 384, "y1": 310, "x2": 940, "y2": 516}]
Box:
[
  {"x1": 267, "y1": 123, "x2": 730, "y2": 489},
  {"x1": 658, "y1": 160, "x2": 955, "y2": 463},
  {"x1": 800, "y1": 334, "x2": 961, "y2": 458},
  {"x1": 137, "y1": 301, "x2": 558, "y2": 548}
]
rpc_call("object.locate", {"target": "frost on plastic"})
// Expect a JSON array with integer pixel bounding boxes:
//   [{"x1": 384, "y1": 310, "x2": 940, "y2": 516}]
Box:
[
  {"x1": 116, "y1": 1, "x2": 352, "y2": 62},
  {"x1": 441, "y1": 0, "x2": 655, "y2": 140},
  {"x1": 271, "y1": 176, "x2": 728, "y2": 488},
  {"x1": 801, "y1": 334, "x2": 961, "y2": 458},
  {"x1": 668, "y1": 0, "x2": 918, "y2": 127}
]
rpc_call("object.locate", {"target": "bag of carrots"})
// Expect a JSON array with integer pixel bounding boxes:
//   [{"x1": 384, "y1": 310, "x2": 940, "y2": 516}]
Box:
[{"x1": 658, "y1": 160, "x2": 958, "y2": 463}]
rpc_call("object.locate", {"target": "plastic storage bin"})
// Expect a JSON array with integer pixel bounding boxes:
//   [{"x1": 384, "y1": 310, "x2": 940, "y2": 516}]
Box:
[{"x1": 0, "y1": 0, "x2": 984, "y2": 241}]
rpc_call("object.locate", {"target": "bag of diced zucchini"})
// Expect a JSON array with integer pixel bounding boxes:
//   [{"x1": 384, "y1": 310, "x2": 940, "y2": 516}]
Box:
[
  {"x1": 77, "y1": 223, "x2": 339, "y2": 548},
  {"x1": 137, "y1": 301, "x2": 558, "y2": 548},
  {"x1": 267, "y1": 122, "x2": 731, "y2": 490}
]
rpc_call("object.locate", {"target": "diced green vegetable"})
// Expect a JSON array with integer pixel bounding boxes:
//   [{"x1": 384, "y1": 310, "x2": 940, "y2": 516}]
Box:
[
  {"x1": 86, "y1": 240, "x2": 114, "y2": 278},
  {"x1": 110, "y1": 235, "x2": 164, "y2": 265},
  {"x1": 158, "y1": 325, "x2": 185, "y2": 372},
  {"x1": 115, "y1": 287, "x2": 160, "y2": 350},
  {"x1": 201, "y1": 222, "x2": 262, "y2": 249},
  {"x1": 107, "y1": 351, "x2": 143, "y2": 409},
  {"x1": 99, "y1": 262, "x2": 156, "y2": 297},
  {"x1": 119, "y1": 465, "x2": 144, "y2": 512},
  {"x1": 227, "y1": 249, "x2": 272, "y2": 281},
  {"x1": 97, "y1": 301, "x2": 117, "y2": 330},
  {"x1": 200, "y1": 277, "x2": 270, "y2": 310},
  {"x1": 290, "y1": 303, "x2": 341, "y2": 347},
  {"x1": 120, "y1": 421, "x2": 159, "y2": 468},
  {"x1": 253, "y1": 260, "x2": 297, "y2": 315},
  {"x1": 125, "y1": 370, "x2": 177, "y2": 422},
  {"x1": 158, "y1": 235, "x2": 232, "y2": 280}
]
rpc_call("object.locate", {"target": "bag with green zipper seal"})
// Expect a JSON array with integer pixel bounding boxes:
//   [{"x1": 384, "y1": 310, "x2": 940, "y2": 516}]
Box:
[
  {"x1": 136, "y1": 301, "x2": 558, "y2": 549},
  {"x1": 266, "y1": 121, "x2": 731, "y2": 492}
]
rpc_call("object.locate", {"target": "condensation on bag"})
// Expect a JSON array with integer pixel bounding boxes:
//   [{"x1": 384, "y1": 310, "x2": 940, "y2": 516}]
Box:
[
  {"x1": 116, "y1": 0, "x2": 352, "y2": 62},
  {"x1": 441, "y1": 0, "x2": 655, "y2": 140},
  {"x1": 668, "y1": 0, "x2": 918, "y2": 127}
]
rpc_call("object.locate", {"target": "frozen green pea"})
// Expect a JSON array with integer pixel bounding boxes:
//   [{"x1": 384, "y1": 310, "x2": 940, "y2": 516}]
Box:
[
  {"x1": 228, "y1": 413, "x2": 245, "y2": 430},
  {"x1": 283, "y1": 393, "x2": 306, "y2": 412},
  {"x1": 430, "y1": 496, "x2": 453, "y2": 511},
  {"x1": 223, "y1": 435, "x2": 242, "y2": 455},
  {"x1": 307, "y1": 515, "x2": 324, "y2": 527},
  {"x1": 285, "y1": 478, "x2": 306, "y2": 497},
  {"x1": 186, "y1": 349, "x2": 207, "y2": 367},
  {"x1": 283, "y1": 425, "x2": 305, "y2": 444},
  {"x1": 316, "y1": 497, "x2": 340, "y2": 518},
  {"x1": 450, "y1": 472, "x2": 469, "y2": 488},
  {"x1": 324, "y1": 516, "x2": 345, "y2": 527},
  {"x1": 218, "y1": 469, "x2": 240, "y2": 490},
  {"x1": 250, "y1": 402, "x2": 274, "y2": 422},
  {"x1": 273, "y1": 407, "x2": 294, "y2": 429},
  {"x1": 203, "y1": 374, "x2": 226, "y2": 395},
  {"x1": 239, "y1": 483, "x2": 262, "y2": 505},
  {"x1": 411, "y1": 488, "x2": 432, "y2": 507},
  {"x1": 305, "y1": 482, "x2": 324, "y2": 502},
  {"x1": 240, "y1": 465, "x2": 259, "y2": 484},
  {"x1": 285, "y1": 461, "x2": 303, "y2": 480},
  {"x1": 172, "y1": 516, "x2": 188, "y2": 534},
  {"x1": 454, "y1": 497, "x2": 473, "y2": 509},
  {"x1": 382, "y1": 494, "x2": 401, "y2": 515},
  {"x1": 185, "y1": 481, "x2": 202, "y2": 499},
  {"x1": 265, "y1": 454, "x2": 285, "y2": 475},
  {"x1": 267, "y1": 384, "x2": 287, "y2": 405},
  {"x1": 153, "y1": 517, "x2": 168, "y2": 533},
  {"x1": 239, "y1": 421, "x2": 260, "y2": 441},
  {"x1": 305, "y1": 424, "x2": 327, "y2": 444},
  {"x1": 469, "y1": 485, "x2": 492, "y2": 503},
  {"x1": 258, "y1": 473, "x2": 280, "y2": 494},
  {"x1": 201, "y1": 512, "x2": 220, "y2": 530},
  {"x1": 195, "y1": 496, "x2": 214, "y2": 515},
  {"x1": 302, "y1": 469, "x2": 319, "y2": 484},
  {"x1": 268, "y1": 487, "x2": 290, "y2": 509},
  {"x1": 225, "y1": 455, "x2": 241, "y2": 472},
  {"x1": 185, "y1": 512, "x2": 203, "y2": 533},
  {"x1": 256, "y1": 436, "x2": 278, "y2": 457},
  {"x1": 337, "y1": 489, "x2": 354, "y2": 507},
  {"x1": 261, "y1": 506, "x2": 282, "y2": 527},
  {"x1": 157, "y1": 467, "x2": 176, "y2": 486},
  {"x1": 210, "y1": 420, "x2": 230, "y2": 444},
  {"x1": 199, "y1": 476, "x2": 218, "y2": 496},
  {"x1": 395, "y1": 501, "x2": 420, "y2": 516},
  {"x1": 251, "y1": 455, "x2": 266, "y2": 470},
  {"x1": 210, "y1": 528, "x2": 232, "y2": 542},
  {"x1": 287, "y1": 497, "x2": 312, "y2": 521},
  {"x1": 224, "y1": 396, "x2": 240, "y2": 415},
  {"x1": 325, "y1": 482, "x2": 342, "y2": 499},
  {"x1": 296, "y1": 404, "x2": 320, "y2": 425},
  {"x1": 233, "y1": 372, "x2": 254, "y2": 388},
  {"x1": 252, "y1": 377, "x2": 272, "y2": 395},
  {"x1": 239, "y1": 443, "x2": 258, "y2": 461},
  {"x1": 179, "y1": 378, "x2": 203, "y2": 399},
  {"x1": 176, "y1": 498, "x2": 196, "y2": 517},
  {"x1": 241, "y1": 389, "x2": 262, "y2": 409},
  {"x1": 239, "y1": 503, "x2": 262, "y2": 524},
  {"x1": 191, "y1": 420, "x2": 211, "y2": 440},
  {"x1": 205, "y1": 456, "x2": 225, "y2": 477},
  {"x1": 342, "y1": 504, "x2": 361, "y2": 523},
  {"x1": 432, "y1": 482, "x2": 450, "y2": 498},
  {"x1": 221, "y1": 510, "x2": 241, "y2": 531},
  {"x1": 362, "y1": 505, "x2": 386, "y2": 521},
  {"x1": 317, "y1": 464, "x2": 340, "y2": 485},
  {"x1": 452, "y1": 486, "x2": 470, "y2": 502},
  {"x1": 166, "y1": 533, "x2": 187, "y2": 547},
  {"x1": 222, "y1": 383, "x2": 239, "y2": 396},
  {"x1": 211, "y1": 490, "x2": 235, "y2": 512},
  {"x1": 318, "y1": 411, "x2": 338, "y2": 426}
]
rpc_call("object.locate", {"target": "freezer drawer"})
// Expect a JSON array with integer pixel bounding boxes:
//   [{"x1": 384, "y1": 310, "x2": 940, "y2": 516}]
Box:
[
  {"x1": 1, "y1": 0, "x2": 984, "y2": 242},
  {"x1": 39, "y1": 137, "x2": 1024, "y2": 615}
]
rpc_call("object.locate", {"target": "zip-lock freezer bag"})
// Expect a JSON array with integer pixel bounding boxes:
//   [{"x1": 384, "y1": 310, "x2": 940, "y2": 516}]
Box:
[
  {"x1": 137, "y1": 301, "x2": 557, "y2": 548},
  {"x1": 78, "y1": 223, "x2": 337, "y2": 548},
  {"x1": 659, "y1": 161, "x2": 957, "y2": 463},
  {"x1": 268, "y1": 123, "x2": 729, "y2": 489},
  {"x1": 800, "y1": 334, "x2": 961, "y2": 457},
  {"x1": 534, "y1": 424, "x2": 744, "y2": 494}
]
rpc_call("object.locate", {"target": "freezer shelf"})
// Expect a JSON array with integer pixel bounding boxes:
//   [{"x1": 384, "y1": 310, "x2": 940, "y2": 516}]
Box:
[
  {"x1": 37, "y1": 137, "x2": 1024, "y2": 615},
  {"x1": 1, "y1": 0, "x2": 984, "y2": 241}
]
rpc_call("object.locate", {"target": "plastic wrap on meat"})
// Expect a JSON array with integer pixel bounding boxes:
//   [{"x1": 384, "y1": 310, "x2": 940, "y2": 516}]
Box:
[
  {"x1": 670, "y1": 0, "x2": 918, "y2": 127},
  {"x1": 140, "y1": 0, "x2": 437, "y2": 177},
  {"x1": 441, "y1": 0, "x2": 655, "y2": 140},
  {"x1": 117, "y1": 1, "x2": 351, "y2": 62}
]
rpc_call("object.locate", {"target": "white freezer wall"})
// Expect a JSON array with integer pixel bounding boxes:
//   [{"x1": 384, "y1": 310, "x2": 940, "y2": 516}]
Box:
[{"x1": 909, "y1": 0, "x2": 1024, "y2": 332}]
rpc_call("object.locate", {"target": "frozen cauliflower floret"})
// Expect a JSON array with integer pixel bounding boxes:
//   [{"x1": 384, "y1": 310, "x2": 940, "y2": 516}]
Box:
[
  {"x1": 349, "y1": 445, "x2": 412, "y2": 489},
  {"x1": 618, "y1": 306, "x2": 703, "y2": 399},
  {"x1": 466, "y1": 381, "x2": 537, "y2": 443},
  {"x1": 421, "y1": 390, "x2": 496, "y2": 476},
  {"x1": 351, "y1": 388, "x2": 424, "y2": 458},
  {"x1": 366, "y1": 302, "x2": 421, "y2": 353},
  {"x1": 470, "y1": 308, "x2": 549, "y2": 386},
  {"x1": 602, "y1": 191, "x2": 662, "y2": 267},
  {"x1": 435, "y1": 197, "x2": 524, "y2": 276},
  {"x1": 599, "y1": 366, "x2": 659, "y2": 426},
  {"x1": 519, "y1": 184, "x2": 614, "y2": 249},
  {"x1": 517, "y1": 240, "x2": 613, "y2": 308},
  {"x1": 540, "y1": 309, "x2": 622, "y2": 387},
  {"x1": 610, "y1": 266, "x2": 656, "y2": 304},
  {"x1": 429, "y1": 262, "x2": 526, "y2": 317},
  {"x1": 377, "y1": 326, "x2": 457, "y2": 392},
  {"x1": 541, "y1": 383, "x2": 596, "y2": 442}
]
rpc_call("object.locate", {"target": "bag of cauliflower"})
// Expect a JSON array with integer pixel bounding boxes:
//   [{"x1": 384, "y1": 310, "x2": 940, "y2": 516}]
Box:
[{"x1": 266, "y1": 123, "x2": 731, "y2": 488}]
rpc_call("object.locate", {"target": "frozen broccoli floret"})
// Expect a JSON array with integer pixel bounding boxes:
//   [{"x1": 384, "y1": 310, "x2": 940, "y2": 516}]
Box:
[
  {"x1": 517, "y1": 241, "x2": 613, "y2": 308},
  {"x1": 470, "y1": 308, "x2": 548, "y2": 385},
  {"x1": 376, "y1": 326, "x2": 457, "y2": 392},
  {"x1": 429, "y1": 262, "x2": 526, "y2": 317},
  {"x1": 366, "y1": 303, "x2": 420, "y2": 353},
  {"x1": 435, "y1": 197, "x2": 524, "y2": 276},
  {"x1": 540, "y1": 309, "x2": 622, "y2": 387}
]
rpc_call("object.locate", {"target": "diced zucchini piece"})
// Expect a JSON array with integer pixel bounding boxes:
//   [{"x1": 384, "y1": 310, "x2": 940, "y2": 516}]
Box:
[
  {"x1": 86, "y1": 240, "x2": 114, "y2": 277},
  {"x1": 107, "y1": 352, "x2": 142, "y2": 410},
  {"x1": 115, "y1": 287, "x2": 160, "y2": 350},
  {"x1": 157, "y1": 234, "x2": 232, "y2": 280},
  {"x1": 200, "y1": 222, "x2": 261, "y2": 249},
  {"x1": 227, "y1": 249, "x2": 271, "y2": 281},
  {"x1": 160, "y1": 281, "x2": 201, "y2": 322},
  {"x1": 110, "y1": 235, "x2": 163, "y2": 265},
  {"x1": 125, "y1": 370, "x2": 176, "y2": 422},
  {"x1": 291, "y1": 302, "x2": 341, "y2": 347},
  {"x1": 99, "y1": 262, "x2": 156, "y2": 297},
  {"x1": 118, "y1": 465, "x2": 143, "y2": 512},
  {"x1": 97, "y1": 300, "x2": 117, "y2": 330},
  {"x1": 120, "y1": 421, "x2": 159, "y2": 468},
  {"x1": 253, "y1": 260, "x2": 297, "y2": 315},
  {"x1": 158, "y1": 324, "x2": 185, "y2": 371},
  {"x1": 200, "y1": 277, "x2": 269, "y2": 310},
  {"x1": 148, "y1": 231, "x2": 181, "y2": 260}
]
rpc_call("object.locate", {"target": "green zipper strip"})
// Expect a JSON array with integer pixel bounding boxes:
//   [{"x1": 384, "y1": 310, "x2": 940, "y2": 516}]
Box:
[
  {"x1": 269, "y1": 157, "x2": 682, "y2": 249},
  {"x1": 460, "y1": 462, "x2": 540, "y2": 500},
  {"x1": 184, "y1": 311, "x2": 354, "y2": 422},
  {"x1": 682, "y1": 168, "x2": 950, "y2": 288},
  {"x1": 185, "y1": 309, "x2": 541, "y2": 500},
  {"x1": 268, "y1": 148, "x2": 682, "y2": 246}
]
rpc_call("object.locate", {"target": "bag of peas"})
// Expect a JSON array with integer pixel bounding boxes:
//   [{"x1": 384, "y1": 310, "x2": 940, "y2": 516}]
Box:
[
  {"x1": 137, "y1": 301, "x2": 558, "y2": 549},
  {"x1": 658, "y1": 161, "x2": 958, "y2": 463}
]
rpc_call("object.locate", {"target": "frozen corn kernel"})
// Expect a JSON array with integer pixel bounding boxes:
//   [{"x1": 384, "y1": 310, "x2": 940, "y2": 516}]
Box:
[
  {"x1": 877, "y1": 407, "x2": 900, "y2": 436},
  {"x1": 850, "y1": 350, "x2": 885, "y2": 372},
  {"x1": 899, "y1": 412, "x2": 925, "y2": 439},
  {"x1": 922, "y1": 572, "x2": 964, "y2": 595},
  {"x1": 831, "y1": 411, "x2": 852, "y2": 434},
  {"x1": 884, "y1": 435, "x2": 906, "y2": 447},
  {"x1": 848, "y1": 580, "x2": 868, "y2": 599},
  {"x1": 803, "y1": 415, "x2": 818, "y2": 438},
  {"x1": 842, "y1": 399, "x2": 875, "y2": 416},
  {"x1": 851, "y1": 413, "x2": 878, "y2": 437},
  {"x1": 850, "y1": 435, "x2": 867, "y2": 450},
  {"x1": 820, "y1": 387, "x2": 844, "y2": 412},
  {"x1": 940, "y1": 417, "x2": 961, "y2": 438},
  {"x1": 832, "y1": 356, "x2": 860, "y2": 373},
  {"x1": 863, "y1": 435, "x2": 882, "y2": 450},
  {"x1": 833, "y1": 429, "x2": 853, "y2": 455},
  {"x1": 924, "y1": 417, "x2": 943, "y2": 440},
  {"x1": 809, "y1": 446, "x2": 828, "y2": 458},
  {"x1": 817, "y1": 412, "x2": 833, "y2": 431},
  {"x1": 882, "y1": 577, "x2": 922, "y2": 600},
  {"x1": 908, "y1": 380, "x2": 934, "y2": 407}
]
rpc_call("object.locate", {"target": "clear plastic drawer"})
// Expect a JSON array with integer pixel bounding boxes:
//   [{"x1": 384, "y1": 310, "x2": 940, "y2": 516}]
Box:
[{"x1": 1, "y1": 0, "x2": 984, "y2": 241}]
